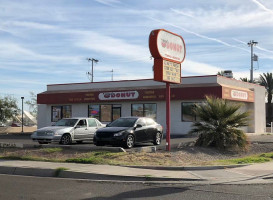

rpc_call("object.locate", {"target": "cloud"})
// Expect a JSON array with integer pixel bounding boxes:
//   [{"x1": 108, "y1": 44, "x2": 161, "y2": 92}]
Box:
[
  {"x1": 94, "y1": 0, "x2": 121, "y2": 7},
  {"x1": 66, "y1": 29, "x2": 151, "y2": 63},
  {"x1": 0, "y1": 41, "x2": 83, "y2": 64},
  {"x1": 182, "y1": 60, "x2": 221, "y2": 75},
  {"x1": 252, "y1": 0, "x2": 273, "y2": 15},
  {"x1": 148, "y1": 17, "x2": 249, "y2": 53},
  {"x1": 4, "y1": 21, "x2": 55, "y2": 30}
]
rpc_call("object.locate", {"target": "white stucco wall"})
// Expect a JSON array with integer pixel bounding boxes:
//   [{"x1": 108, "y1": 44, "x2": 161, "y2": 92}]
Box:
[
  {"x1": 37, "y1": 75, "x2": 266, "y2": 134},
  {"x1": 217, "y1": 76, "x2": 266, "y2": 133}
]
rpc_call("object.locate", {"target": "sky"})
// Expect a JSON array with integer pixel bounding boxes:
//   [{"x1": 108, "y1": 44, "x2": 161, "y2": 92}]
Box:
[{"x1": 0, "y1": 0, "x2": 273, "y2": 110}]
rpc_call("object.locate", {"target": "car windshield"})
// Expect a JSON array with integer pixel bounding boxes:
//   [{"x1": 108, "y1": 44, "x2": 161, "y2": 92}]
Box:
[
  {"x1": 108, "y1": 118, "x2": 137, "y2": 127},
  {"x1": 53, "y1": 119, "x2": 78, "y2": 127}
]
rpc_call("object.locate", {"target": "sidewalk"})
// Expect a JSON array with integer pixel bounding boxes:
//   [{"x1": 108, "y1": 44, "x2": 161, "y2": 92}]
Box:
[{"x1": 0, "y1": 159, "x2": 272, "y2": 185}]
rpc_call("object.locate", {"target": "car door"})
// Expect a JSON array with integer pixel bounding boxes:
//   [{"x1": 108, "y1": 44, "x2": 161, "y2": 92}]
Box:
[
  {"x1": 134, "y1": 118, "x2": 147, "y2": 142},
  {"x1": 145, "y1": 118, "x2": 158, "y2": 141},
  {"x1": 74, "y1": 119, "x2": 89, "y2": 140},
  {"x1": 87, "y1": 118, "x2": 99, "y2": 139}
]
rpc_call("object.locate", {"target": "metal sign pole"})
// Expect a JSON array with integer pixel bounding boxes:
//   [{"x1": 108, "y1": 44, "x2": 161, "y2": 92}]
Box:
[{"x1": 166, "y1": 82, "x2": 171, "y2": 151}]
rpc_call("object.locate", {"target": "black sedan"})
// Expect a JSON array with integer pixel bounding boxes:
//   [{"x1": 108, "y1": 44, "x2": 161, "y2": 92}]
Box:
[{"x1": 93, "y1": 117, "x2": 163, "y2": 148}]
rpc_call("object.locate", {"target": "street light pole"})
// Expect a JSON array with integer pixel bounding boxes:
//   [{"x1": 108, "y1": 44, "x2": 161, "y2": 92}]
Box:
[{"x1": 21, "y1": 97, "x2": 24, "y2": 133}]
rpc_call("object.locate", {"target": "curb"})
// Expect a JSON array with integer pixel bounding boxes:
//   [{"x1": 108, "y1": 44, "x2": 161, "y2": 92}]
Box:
[
  {"x1": 125, "y1": 164, "x2": 249, "y2": 171},
  {"x1": 0, "y1": 166, "x2": 203, "y2": 182},
  {"x1": 0, "y1": 142, "x2": 126, "y2": 152}
]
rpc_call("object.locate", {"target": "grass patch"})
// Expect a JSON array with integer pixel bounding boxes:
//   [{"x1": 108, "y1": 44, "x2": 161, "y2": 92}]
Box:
[
  {"x1": 213, "y1": 152, "x2": 273, "y2": 165},
  {"x1": 54, "y1": 167, "x2": 69, "y2": 177},
  {"x1": 0, "y1": 155, "x2": 62, "y2": 162},
  {"x1": 41, "y1": 148, "x2": 63, "y2": 153},
  {"x1": 66, "y1": 151, "x2": 125, "y2": 164}
]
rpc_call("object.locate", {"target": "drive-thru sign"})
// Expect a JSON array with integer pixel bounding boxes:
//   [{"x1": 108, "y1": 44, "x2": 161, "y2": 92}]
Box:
[{"x1": 149, "y1": 29, "x2": 186, "y2": 151}]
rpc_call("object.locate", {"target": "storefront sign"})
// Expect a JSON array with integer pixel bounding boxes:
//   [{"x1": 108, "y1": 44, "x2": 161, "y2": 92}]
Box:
[
  {"x1": 222, "y1": 87, "x2": 254, "y2": 102},
  {"x1": 98, "y1": 91, "x2": 139, "y2": 100},
  {"x1": 149, "y1": 29, "x2": 186, "y2": 63},
  {"x1": 231, "y1": 90, "x2": 248, "y2": 100},
  {"x1": 149, "y1": 29, "x2": 186, "y2": 84}
]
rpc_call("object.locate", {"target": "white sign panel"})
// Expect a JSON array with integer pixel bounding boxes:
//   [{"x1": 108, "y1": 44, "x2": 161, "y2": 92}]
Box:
[
  {"x1": 157, "y1": 30, "x2": 185, "y2": 63},
  {"x1": 99, "y1": 91, "x2": 139, "y2": 100},
  {"x1": 231, "y1": 90, "x2": 248, "y2": 100}
]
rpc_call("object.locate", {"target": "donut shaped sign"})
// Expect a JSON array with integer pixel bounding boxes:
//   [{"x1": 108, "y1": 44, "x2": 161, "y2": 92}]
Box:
[{"x1": 149, "y1": 29, "x2": 186, "y2": 63}]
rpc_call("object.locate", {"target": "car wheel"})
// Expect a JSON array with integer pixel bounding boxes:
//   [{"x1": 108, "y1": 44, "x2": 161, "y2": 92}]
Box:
[
  {"x1": 124, "y1": 134, "x2": 135, "y2": 149},
  {"x1": 60, "y1": 134, "x2": 72, "y2": 145},
  {"x1": 153, "y1": 132, "x2": 162, "y2": 145}
]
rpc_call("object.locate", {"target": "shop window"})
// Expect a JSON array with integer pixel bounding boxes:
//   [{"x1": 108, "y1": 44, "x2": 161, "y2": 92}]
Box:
[
  {"x1": 101, "y1": 105, "x2": 112, "y2": 122},
  {"x1": 131, "y1": 103, "x2": 157, "y2": 120},
  {"x1": 88, "y1": 104, "x2": 121, "y2": 122},
  {"x1": 88, "y1": 105, "x2": 100, "y2": 120},
  {"x1": 181, "y1": 102, "x2": 201, "y2": 122},
  {"x1": 51, "y1": 105, "x2": 72, "y2": 122}
]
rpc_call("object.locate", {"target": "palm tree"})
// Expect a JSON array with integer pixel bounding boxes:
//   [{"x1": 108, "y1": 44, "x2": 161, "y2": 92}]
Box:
[
  {"x1": 217, "y1": 71, "x2": 224, "y2": 76},
  {"x1": 190, "y1": 96, "x2": 249, "y2": 150},
  {"x1": 259, "y1": 73, "x2": 273, "y2": 123},
  {"x1": 240, "y1": 77, "x2": 249, "y2": 82}
]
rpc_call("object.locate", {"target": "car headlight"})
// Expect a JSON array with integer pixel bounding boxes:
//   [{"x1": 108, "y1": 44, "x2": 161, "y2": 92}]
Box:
[
  {"x1": 53, "y1": 131, "x2": 62, "y2": 135},
  {"x1": 114, "y1": 131, "x2": 125, "y2": 137}
]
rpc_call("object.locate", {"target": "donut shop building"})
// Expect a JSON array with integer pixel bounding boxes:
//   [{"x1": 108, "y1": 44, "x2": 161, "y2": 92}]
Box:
[{"x1": 37, "y1": 75, "x2": 266, "y2": 135}]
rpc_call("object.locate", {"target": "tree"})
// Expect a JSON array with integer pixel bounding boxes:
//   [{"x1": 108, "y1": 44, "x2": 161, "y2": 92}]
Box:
[
  {"x1": 190, "y1": 96, "x2": 249, "y2": 150},
  {"x1": 0, "y1": 96, "x2": 19, "y2": 123},
  {"x1": 25, "y1": 92, "x2": 37, "y2": 117},
  {"x1": 240, "y1": 77, "x2": 249, "y2": 82},
  {"x1": 217, "y1": 71, "x2": 224, "y2": 76},
  {"x1": 259, "y1": 73, "x2": 273, "y2": 123}
]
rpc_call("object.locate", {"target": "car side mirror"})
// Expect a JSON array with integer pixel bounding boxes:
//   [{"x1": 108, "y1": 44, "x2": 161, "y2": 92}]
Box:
[
  {"x1": 106, "y1": 123, "x2": 110, "y2": 127},
  {"x1": 136, "y1": 124, "x2": 142, "y2": 128},
  {"x1": 75, "y1": 125, "x2": 81, "y2": 129}
]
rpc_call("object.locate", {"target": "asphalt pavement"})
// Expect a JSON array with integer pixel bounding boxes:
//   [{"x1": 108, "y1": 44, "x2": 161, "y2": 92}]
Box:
[{"x1": 2, "y1": 174, "x2": 273, "y2": 200}]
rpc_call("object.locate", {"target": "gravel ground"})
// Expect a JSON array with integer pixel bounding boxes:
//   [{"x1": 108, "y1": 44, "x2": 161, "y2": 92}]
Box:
[
  {"x1": 172, "y1": 134, "x2": 273, "y2": 166},
  {"x1": 0, "y1": 134, "x2": 272, "y2": 167}
]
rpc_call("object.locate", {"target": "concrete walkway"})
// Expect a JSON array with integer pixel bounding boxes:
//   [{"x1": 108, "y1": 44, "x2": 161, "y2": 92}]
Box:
[{"x1": 0, "y1": 159, "x2": 273, "y2": 185}]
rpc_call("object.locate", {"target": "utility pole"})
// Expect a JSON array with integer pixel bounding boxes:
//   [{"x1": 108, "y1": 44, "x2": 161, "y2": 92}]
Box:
[
  {"x1": 21, "y1": 97, "x2": 24, "y2": 133},
  {"x1": 248, "y1": 40, "x2": 258, "y2": 83},
  {"x1": 87, "y1": 58, "x2": 99, "y2": 82}
]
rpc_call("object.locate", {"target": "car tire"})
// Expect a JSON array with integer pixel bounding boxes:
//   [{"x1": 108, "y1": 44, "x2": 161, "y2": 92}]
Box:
[
  {"x1": 60, "y1": 134, "x2": 72, "y2": 145},
  {"x1": 124, "y1": 134, "x2": 135, "y2": 149},
  {"x1": 153, "y1": 132, "x2": 162, "y2": 145}
]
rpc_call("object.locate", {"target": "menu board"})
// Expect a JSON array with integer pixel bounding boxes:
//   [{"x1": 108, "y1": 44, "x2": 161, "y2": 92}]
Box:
[{"x1": 162, "y1": 60, "x2": 181, "y2": 84}]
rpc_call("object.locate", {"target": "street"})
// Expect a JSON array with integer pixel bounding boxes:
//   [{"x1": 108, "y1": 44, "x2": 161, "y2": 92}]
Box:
[{"x1": 0, "y1": 174, "x2": 272, "y2": 200}]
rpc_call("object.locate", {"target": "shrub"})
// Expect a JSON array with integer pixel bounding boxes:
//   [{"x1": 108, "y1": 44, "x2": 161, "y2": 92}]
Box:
[{"x1": 190, "y1": 96, "x2": 250, "y2": 150}]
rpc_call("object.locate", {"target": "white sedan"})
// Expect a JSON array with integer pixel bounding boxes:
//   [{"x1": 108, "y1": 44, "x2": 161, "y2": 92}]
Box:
[{"x1": 31, "y1": 118, "x2": 105, "y2": 145}]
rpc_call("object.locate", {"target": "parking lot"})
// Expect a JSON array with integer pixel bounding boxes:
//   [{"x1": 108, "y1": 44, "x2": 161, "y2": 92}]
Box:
[{"x1": 0, "y1": 133, "x2": 196, "y2": 151}]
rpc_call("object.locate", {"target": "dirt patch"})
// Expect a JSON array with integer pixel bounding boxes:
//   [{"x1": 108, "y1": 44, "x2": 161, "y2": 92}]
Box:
[{"x1": 1, "y1": 140, "x2": 273, "y2": 166}]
